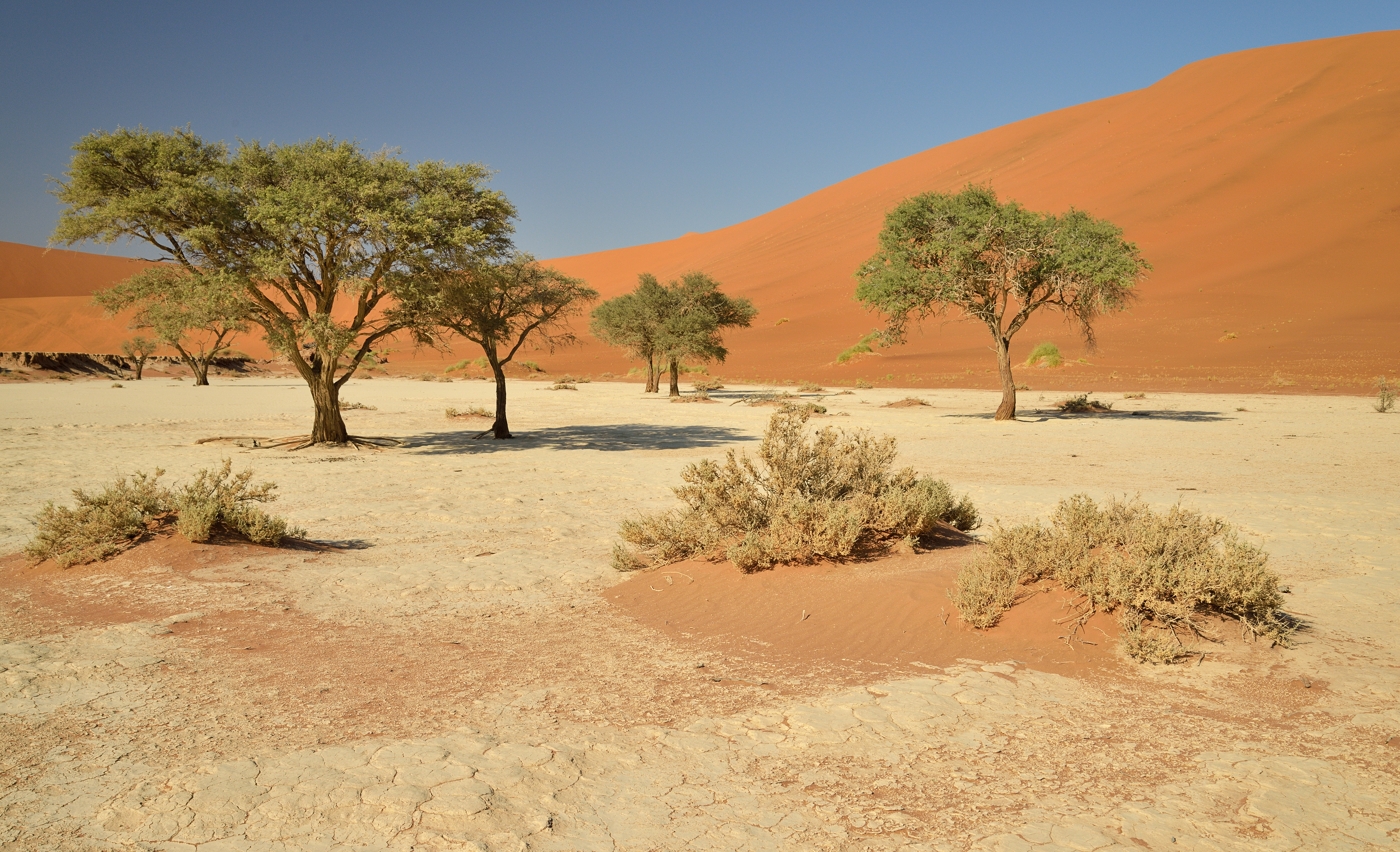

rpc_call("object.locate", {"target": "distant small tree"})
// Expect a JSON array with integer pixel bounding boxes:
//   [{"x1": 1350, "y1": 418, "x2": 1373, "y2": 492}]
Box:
[
  {"x1": 424, "y1": 253, "x2": 597, "y2": 438},
  {"x1": 96, "y1": 267, "x2": 247, "y2": 385},
  {"x1": 590, "y1": 273, "x2": 670, "y2": 392},
  {"x1": 856, "y1": 186, "x2": 1148, "y2": 420},
  {"x1": 656, "y1": 272, "x2": 756, "y2": 397},
  {"x1": 119, "y1": 335, "x2": 159, "y2": 380}
]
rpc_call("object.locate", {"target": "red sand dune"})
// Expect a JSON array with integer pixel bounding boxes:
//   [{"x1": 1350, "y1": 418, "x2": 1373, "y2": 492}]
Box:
[{"x1": 3, "y1": 31, "x2": 1397, "y2": 392}]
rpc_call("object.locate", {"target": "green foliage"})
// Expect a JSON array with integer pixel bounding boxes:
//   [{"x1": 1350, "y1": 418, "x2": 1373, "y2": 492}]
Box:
[
  {"x1": 518, "y1": 360, "x2": 543, "y2": 372},
  {"x1": 53, "y1": 127, "x2": 516, "y2": 442},
  {"x1": 26, "y1": 462, "x2": 301, "y2": 567},
  {"x1": 836, "y1": 331, "x2": 881, "y2": 363},
  {"x1": 950, "y1": 496, "x2": 1295, "y2": 661},
  {"x1": 1025, "y1": 342, "x2": 1063, "y2": 367},
  {"x1": 615, "y1": 408, "x2": 979, "y2": 573},
  {"x1": 119, "y1": 335, "x2": 159, "y2": 379},
  {"x1": 855, "y1": 185, "x2": 1148, "y2": 419},
  {"x1": 95, "y1": 267, "x2": 249, "y2": 384}
]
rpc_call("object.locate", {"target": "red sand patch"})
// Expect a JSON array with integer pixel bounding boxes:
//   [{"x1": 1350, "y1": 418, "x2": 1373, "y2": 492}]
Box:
[{"x1": 606, "y1": 543, "x2": 1122, "y2": 679}]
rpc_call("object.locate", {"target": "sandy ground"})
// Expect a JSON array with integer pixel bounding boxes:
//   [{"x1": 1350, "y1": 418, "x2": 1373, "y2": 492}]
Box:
[{"x1": 1, "y1": 377, "x2": 1398, "y2": 851}]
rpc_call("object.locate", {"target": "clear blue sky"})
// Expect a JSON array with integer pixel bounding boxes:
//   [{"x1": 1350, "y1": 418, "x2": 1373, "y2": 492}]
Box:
[{"x1": 2, "y1": 1, "x2": 1396, "y2": 259}]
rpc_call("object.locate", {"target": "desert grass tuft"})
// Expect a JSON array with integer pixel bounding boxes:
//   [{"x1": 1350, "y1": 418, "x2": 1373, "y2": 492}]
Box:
[
  {"x1": 340, "y1": 400, "x2": 376, "y2": 411},
  {"x1": 26, "y1": 461, "x2": 303, "y2": 567},
  {"x1": 797, "y1": 380, "x2": 825, "y2": 393},
  {"x1": 854, "y1": 379, "x2": 873, "y2": 389},
  {"x1": 883, "y1": 397, "x2": 929, "y2": 408},
  {"x1": 614, "y1": 407, "x2": 978, "y2": 573},
  {"x1": 836, "y1": 331, "x2": 881, "y2": 364},
  {"x1": 950, "y1": 495, "x2": 1296, "y2": 662},
  {"x1": 1025, "y1": 342, "x2": 1063, "y2": 368},
  {"x1": 691, "y1": 376, "x2": 724, "y2": 391}
]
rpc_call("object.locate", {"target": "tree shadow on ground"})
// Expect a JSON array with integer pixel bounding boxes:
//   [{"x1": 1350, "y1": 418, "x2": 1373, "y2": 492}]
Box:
[
  {"x1": 403, "y1": 423, "x2": 758, "y2": 455},
  {"x1": 943, "y1": 409, "x2": 1235, "y2": 423}
]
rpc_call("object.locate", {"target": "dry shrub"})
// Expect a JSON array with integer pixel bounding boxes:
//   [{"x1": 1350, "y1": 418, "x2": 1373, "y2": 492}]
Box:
[
  {"x1": 26, "y1": 461, "x2": 303, "y2": 567},
  {"x1": 1375, "y1": 377, "x2": 1396, "y2": 413},
  {"x1": 1057, "y1": 393, "x2": 1112, "y2": 413},
  {"x1": 884, "y1": 397, "x2": 929, "y2": 408},
  {"x1": 950, "y1": 495, "x2": 1295, "y2": 662},
  {"x1": 549, "y1": 381, "x2": 578, "y2": 390},
  {"x1": 691, "y1": 376, "x2": 724, "y2": 391},
  {"x1": 614, "y1": 408, "x2": 979, "y2": 572},
  {"x1": 26, "y1": 471, "x2": 170, "y2": 567},
  {"x1": 797, "y1": 380, "x2": 824, "y2": 392},
  {"x1": 340, "y1": 400, "x2": 376, "y2": 411},
  {"x1": 854, "y1": 379, "x2": 874, "y2": 389},
  {"x1": 672, "y1": 389, "x2": 714, "y2": 403},
  {"x1": 446, "y1": 405, "x2": 492, "y2": 418},
  {"x1": 171, "y1": 460, "x2": 303, "y2": 545}
]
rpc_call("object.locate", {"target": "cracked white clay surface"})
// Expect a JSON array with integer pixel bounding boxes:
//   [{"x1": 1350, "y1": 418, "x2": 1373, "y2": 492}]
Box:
[{"x1": 2, "y1": 378, "x2": 1398, "y2": 850}]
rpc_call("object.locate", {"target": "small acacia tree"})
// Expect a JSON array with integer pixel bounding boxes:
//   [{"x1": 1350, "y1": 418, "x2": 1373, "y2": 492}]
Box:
[
  {"x1": 97, "y1": 267, "x2": 247, "y2": 385},
  {"x1": 119, "y1": 335, "x2": 158, "y2": 380},
  {"x1": 856, "y1": 186, "x2": 1148, "y2": 420},
  {"x1": 53, "y1": 127, "x2": 514, "y2": 444},
  {"x1": 423, "y1": 252, "x2": 596, "y2": 438},
  {"x1": 590, "y1": 273, "x2": 670, "y2": 393},
  {"x1": 655, "y1": 272, "x2": 756, "y2": 396}
]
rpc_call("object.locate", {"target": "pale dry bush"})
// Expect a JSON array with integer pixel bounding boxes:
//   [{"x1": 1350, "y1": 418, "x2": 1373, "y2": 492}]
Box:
[
  {"x1": 171, "y1": 460, "x2": 304, "y2": 545},
  {"x1": 951, "y1": 495, "x2": 1294, "y2": 661},
  {"x1": 26, "y1": 462, "x2": 302, "y2": 567},
  {"x1": 691, "y1": 376, "x2": 724, "y2": 391},
  {"x1": 26, "y1": 471, "x2": 169, "y2": 567},
  {"x1": 615, "y1": 408, "x2": 979, "y2": 572}
]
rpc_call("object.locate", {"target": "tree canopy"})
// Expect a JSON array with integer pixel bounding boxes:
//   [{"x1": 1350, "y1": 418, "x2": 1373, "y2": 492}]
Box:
[
  {"x1": 591, "y1": 272, "x2": 755, "y2": 396},
  {"x1": 95, "y1": 266, "x2": 248, "y2": 385},
  {"x1": 53, "y1": 126, "x2": 515, "y2": 444},
  {"x1": 421, "y1": 252, "x2": 596, "y2": 438},
  {"x1": 856, "y1": 185, "x2": 1148, "y2": 420}
]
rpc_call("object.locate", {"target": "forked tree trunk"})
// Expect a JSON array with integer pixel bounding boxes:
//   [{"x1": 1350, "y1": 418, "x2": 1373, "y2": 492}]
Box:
[
  {"x1": 490, "y1": 361, "x2": 513, "y2": 439},
  {"x1": 174, "y1": 345, "x2": 211, "y2": 386},
  {"x1": 994, "y1": 336, "x2": 1017, "y2": 421},
  {"x1": 668, "y1": 358, "x2": 681, "y2": 397},
  {"x1": 132, "y1": 357, "x2": 146, "y2": 380},
  {"x1": 308, "y1": 372, "x2": 350, "y2": 443}
]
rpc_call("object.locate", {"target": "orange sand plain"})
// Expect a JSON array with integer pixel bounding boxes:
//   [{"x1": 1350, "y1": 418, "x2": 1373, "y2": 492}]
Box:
[{"x1": 3, "y1": 31, "x2": 1397, "y2": 393}]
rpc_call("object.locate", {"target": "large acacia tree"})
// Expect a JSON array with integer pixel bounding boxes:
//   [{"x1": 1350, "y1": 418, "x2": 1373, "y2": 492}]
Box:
[
  {"x1": 422, "y1": 252, "x2": 596, "y2": 439},
  {"x1": 53, "y1": 127, "x2": 515, "y2": 444},
  {"x1": 856, "y1": 186, "x2": 1148, "y2": 420}
]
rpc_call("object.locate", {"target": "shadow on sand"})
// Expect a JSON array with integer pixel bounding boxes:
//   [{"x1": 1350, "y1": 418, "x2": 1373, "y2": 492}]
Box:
[
  {"x1": 943, "y1": 409, "x2": 1235, "y2": 423},
  {"x1": 403, "y1": 423, "x2": 758, "y2": 455}
]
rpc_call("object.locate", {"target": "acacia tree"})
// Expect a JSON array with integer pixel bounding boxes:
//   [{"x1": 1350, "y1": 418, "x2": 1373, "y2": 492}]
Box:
[
  {"x1": 655, "y1": 272, "x2": 756, "y2": 397},
  {"x1": 589, "y1": 273, "x2": 670, "y2": 392},
  {"x1": 96, "y1": 267, "x2": 247, "y2": 385},
  {"x1": 423, "y1": 252, "x2": 596, "y2": 439},
  {"x1": 119, "y1": 335, "x2": 159, "y2": 380},
  {"x1": 53, "y1": 127, "x2": 514, "y2": 445},
  {"x1": 856, "y1": 186, "x2": 1148, "y2": 420}
]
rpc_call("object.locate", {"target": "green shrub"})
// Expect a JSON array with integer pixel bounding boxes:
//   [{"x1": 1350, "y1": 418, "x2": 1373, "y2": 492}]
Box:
[
  {"x1": 26, "y1": 462, "x2": 303, "y2": 567},
  {"x1": 1025, "y1": 342, "x2": 1063, "y2": 368},
  {"x1": 950, "y1": 495, "x2": 1295, "y2": 661},
  {"x1": 518, "y1": 360, "x2": 543, "y2": 372},
  {"x1": 837, "y1": 331, "x2": 881, "y2": 363},
  {"x1": 615, "y1": 408, "x2": 978, "y2": 572}
]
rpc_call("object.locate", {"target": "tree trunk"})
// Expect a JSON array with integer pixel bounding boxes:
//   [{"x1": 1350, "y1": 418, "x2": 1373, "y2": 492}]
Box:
[
  {"x1": 309, "y1": 372, "x2": 350, "y2": 443},
  {"x1": 192, "y1": 358, "x2": 210, "y2": 386},
  {"x1": 994, "y1": 336, "x2": 1017, "y2": 421},
  {"x1": 668, "y1": 358, "x2": 680, "y2": 397},
  {"x1": 490, "y1": 361, "x2": 513, "y2": 439},
  {"x1": 132, "y1": 357, "x2": 145, "y2": 380},
  {"x1": 645, "y1": 358, "x2": 656, "y2": 393}
]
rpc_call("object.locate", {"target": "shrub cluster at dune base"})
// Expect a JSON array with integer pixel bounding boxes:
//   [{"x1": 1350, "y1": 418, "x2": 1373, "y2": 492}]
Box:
[
  {"x1": 615, "y1": 408, "x2": 979, "y2": 573},
  {"x1": 951, "y1": 495, "x2": 1295, "y2": 663}
]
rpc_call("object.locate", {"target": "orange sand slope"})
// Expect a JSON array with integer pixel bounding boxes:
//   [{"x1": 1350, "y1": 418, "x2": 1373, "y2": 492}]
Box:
[
  {"x1": 546, "y1": 31, "x2": 1400, "y2": 391},
  {"x1": 3, "y1": 31, "x2": 1397, "y2": 391}
]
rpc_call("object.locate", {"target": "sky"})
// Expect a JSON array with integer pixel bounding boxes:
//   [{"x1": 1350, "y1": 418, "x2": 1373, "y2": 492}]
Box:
[{"x1": 2, "y1": 1, "x2": 1397, "y2": 260}]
